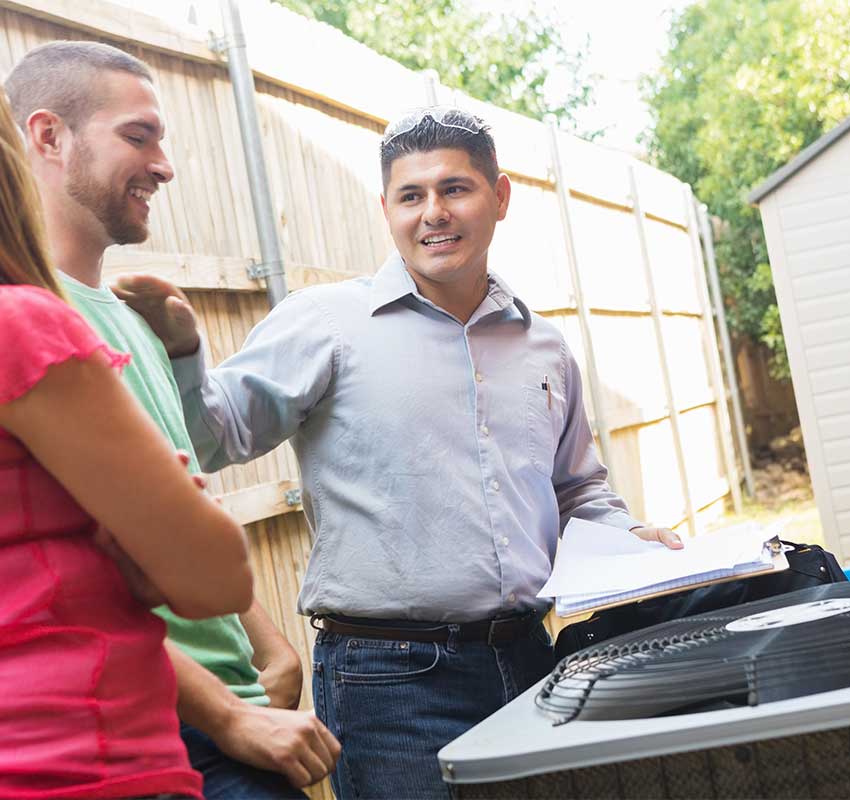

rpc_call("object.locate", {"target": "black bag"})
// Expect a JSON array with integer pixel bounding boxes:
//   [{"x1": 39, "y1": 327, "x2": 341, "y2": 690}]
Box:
[{"x1": 554, "y1": 541, "x2": 848, "y2": 660}]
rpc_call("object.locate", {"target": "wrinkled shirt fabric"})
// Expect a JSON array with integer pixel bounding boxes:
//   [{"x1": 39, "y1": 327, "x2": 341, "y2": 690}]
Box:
[{"x1": 173, "y1": 253, "x2": 642, "y2": 622}]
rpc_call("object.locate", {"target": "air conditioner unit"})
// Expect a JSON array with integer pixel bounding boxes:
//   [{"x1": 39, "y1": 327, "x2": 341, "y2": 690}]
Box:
[{"x1": 438, "y1": 585, "x2": 850, "y2": 799}]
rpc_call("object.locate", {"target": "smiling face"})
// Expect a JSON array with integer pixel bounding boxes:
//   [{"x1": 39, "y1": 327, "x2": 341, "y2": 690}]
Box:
[
  {"x1": 64, "y1": 70, "x2": 173, "y2": 245},
  {"x1": 381, "y1": 147, "x2": 510, "y2": 314}
]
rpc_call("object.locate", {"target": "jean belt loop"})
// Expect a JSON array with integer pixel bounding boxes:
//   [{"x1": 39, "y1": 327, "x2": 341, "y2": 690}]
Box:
[{"x1": 446, "y1": 623, "x2": 460, "y2": 653}]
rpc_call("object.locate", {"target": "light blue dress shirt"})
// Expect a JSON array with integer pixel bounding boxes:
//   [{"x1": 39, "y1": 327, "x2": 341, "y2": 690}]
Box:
[{"x1": 173, "y1": 253, "x2": 642, "y2": 621}]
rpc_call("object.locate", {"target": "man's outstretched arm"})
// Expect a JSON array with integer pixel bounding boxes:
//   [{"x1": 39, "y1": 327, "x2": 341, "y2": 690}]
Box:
[
  {"x1": 114, "y1": 273, "x2": 337, "y2": 473},
  {"x1": 165, "y1": 640, "x2": 340, "y2": 789}
]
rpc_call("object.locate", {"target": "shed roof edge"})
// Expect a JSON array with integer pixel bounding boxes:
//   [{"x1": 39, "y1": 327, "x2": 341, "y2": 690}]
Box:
[{"x1": 748, "y1": 115, "x2": 850, "y2": 205}]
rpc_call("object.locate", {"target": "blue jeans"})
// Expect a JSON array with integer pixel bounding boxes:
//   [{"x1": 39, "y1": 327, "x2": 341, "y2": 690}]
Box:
[
  {"x1": 180, "y1": 722, "x2": 306, "y2": 800},
  {"x1": 312, "y1": 620, "x2": 555, "y2": 799}
]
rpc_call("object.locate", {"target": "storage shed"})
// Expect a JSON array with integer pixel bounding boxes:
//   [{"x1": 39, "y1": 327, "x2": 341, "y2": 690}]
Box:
[{"x1": 750, "y1": 116, "x2": 850, "y2": 565}]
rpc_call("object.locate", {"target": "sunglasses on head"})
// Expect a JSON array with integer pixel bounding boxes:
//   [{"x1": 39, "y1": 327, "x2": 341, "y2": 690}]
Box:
[{"x1": 382, "y1": 106, "x2": 486, "y2": 146}]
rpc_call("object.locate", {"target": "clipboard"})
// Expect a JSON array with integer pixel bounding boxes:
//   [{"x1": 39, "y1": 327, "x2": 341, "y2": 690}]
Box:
[{"x1": 558, "y1": 548, "x2": 789, "y2": 626}]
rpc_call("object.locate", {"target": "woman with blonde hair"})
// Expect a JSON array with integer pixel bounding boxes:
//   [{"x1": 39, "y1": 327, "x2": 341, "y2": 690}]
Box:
[{"x1": 0, "y1": 89, "x2": 253, "y2": 799}]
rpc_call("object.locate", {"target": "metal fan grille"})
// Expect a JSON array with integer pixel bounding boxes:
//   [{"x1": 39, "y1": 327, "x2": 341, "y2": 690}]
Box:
[{"x1": 537, "y1": 586, "x2": 850, "y2": 723}]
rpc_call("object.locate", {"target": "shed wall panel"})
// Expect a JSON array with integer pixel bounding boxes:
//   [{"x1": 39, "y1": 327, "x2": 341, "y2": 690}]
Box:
[
  {"x1": 797, "y1": 291, "x2": 850, "y2": 326},
  {"x1": 829, "y1": 462, "x2": 850, "y2": 489},
  {"x1": 810, "y1": 365, "x2": 850, "y2": 395},
  {"x1": 803, "y1": 340, "x2": 850, "y2": 371},
  {"x1": 778, "y1": 192, "x2": 850, "y2": 231},
  {"x1": 835, "y1": 487, "x2": 850, "y2": 512},
  {"x1": 792, "y1": 266, "x2": 850, "y2": 301},
  {"x1": 820, "y1": 413, "x2": 850, "y2": 443},
  {"x1": 801, "y1": 317, "x2": 850, "y2": 348},
  {"x1": 761, "y1": 131, "x2": 850, "y2": 564},
  {"x1": 812, "y1": 389, "x2": 850, "y2": 418},
  {"x1": 786, "y1": 241, "x2": 850, "y2": 278},
  {"x1": 824, "y1": 440, "x2": 850, "y2": 467},
  {"x1": 783, "y1": 217, "x2": 850, "y2": 254}
]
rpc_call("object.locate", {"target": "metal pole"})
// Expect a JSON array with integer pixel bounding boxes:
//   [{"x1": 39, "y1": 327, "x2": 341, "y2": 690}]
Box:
[
  {"x1": 629, "y1": 165, "x2": 697, "y2": 535},
  {"x1": 545, "y1": 118, "x2": 616, "y2": 482},
  {"x1": 423, "y1": 69, "x2": 440, "y2": 105},
  {"x1": 220, "y1": 0, "x2": 288, "y2": 307},
  {"x1": 683, "y1": 187, "x2": 743, "y2": 514},
  {"x1": 697, "y1": 201, "x2": 756, "y2": 497}
]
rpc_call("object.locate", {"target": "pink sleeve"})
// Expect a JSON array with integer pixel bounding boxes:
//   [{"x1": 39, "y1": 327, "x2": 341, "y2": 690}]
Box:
[{"x1": 0, "y1": 284, "x2": 130, "y2": 405}]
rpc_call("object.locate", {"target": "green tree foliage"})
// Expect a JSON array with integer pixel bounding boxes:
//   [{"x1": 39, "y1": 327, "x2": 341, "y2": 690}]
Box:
[
  {"x1": 274, "y1": 0, "x2": 594, "y2": 128},
  {"x1": 643, "y1": 0, "x2": 850, "y2": 378}
]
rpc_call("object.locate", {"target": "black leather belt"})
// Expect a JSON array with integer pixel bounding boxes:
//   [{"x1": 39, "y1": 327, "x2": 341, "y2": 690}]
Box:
[{"x1": 312, "y1": 611, "x2": 541, "y2": 645}]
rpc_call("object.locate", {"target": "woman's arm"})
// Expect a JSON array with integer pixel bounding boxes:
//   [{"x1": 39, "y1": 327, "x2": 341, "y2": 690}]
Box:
[{"x1": 0, "y1": 350, "x2": 252, "y2": 619}]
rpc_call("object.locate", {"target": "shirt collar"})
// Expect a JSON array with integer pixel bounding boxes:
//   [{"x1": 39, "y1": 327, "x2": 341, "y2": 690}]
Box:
[
  {"x1": 369, "y1": 251, "x2": 532, "y2": 329},
  {"x1": 368, "y1": 252, "x2": 417, "y2": 314}
]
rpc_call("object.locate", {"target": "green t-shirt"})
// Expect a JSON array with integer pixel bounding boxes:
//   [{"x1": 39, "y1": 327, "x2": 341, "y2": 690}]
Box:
[{"x1": 62, "y1": 273, "x2": 269, "y2": 705}]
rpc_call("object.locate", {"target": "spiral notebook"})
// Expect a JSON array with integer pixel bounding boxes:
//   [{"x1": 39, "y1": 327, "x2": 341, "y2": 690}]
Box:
[{"x1": 537, "y1": 519, "x2": 788, "y2": 618}]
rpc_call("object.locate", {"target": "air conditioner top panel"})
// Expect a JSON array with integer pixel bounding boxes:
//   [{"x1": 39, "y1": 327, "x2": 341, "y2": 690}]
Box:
[{"x1": 437, "y1": 680, "x2": 850, "y2": 785}]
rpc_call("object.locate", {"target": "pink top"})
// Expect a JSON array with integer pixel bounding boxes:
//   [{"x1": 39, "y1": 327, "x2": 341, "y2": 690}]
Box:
[{"x1": 0, "y1": 285, "x2": 202, "y2": 800}]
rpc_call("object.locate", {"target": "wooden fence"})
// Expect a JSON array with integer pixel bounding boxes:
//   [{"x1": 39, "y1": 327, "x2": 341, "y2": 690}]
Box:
[{"x1": 0, "y1": 2, "x2": 744, "y2": 797}]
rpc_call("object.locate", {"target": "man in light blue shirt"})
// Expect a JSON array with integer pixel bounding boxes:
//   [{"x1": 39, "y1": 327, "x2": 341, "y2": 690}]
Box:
[{"x1": 120, "y1": 106, "x2": 680, "y2": 799}]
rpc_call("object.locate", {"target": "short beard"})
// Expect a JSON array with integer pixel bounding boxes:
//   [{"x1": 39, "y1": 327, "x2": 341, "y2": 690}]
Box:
[{"x1": 66, "y1": 135, "x2": 149, "y2": 245}]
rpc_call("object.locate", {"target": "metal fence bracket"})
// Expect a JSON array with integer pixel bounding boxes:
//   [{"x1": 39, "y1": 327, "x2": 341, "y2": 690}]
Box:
[{"x1": 247, "y1": 259, "x2": 286, "y2": 281}]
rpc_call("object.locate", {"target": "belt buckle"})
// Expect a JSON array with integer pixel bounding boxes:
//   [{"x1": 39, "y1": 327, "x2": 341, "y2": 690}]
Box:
[{"x1": 487, "y1": 617, "x2": 513, "y2": 646}]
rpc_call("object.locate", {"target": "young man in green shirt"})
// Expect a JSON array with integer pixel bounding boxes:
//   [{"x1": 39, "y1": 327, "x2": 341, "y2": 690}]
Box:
[{"x1": 8, "y1": 40, "x2": 339, "y2": 797}]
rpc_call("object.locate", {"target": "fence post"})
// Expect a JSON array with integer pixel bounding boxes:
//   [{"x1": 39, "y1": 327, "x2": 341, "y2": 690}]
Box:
[
  {"x1": 629, "y1": 165, "x2": 696, "y2": 535},
  {"x1": 682, "y1": 186, "x2": 743, "y2": 513},
  {"x1": 697, "y1": 201, "x2": 755, "y2": 498},
  {"x1": 545, "y1": 118, "x2": 616, "y2": 484}
]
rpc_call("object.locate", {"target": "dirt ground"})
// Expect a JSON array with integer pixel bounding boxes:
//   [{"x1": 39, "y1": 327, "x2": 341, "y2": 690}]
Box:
[{"x1": 707, "y1": 426, "x2": 825, "y2": 547}]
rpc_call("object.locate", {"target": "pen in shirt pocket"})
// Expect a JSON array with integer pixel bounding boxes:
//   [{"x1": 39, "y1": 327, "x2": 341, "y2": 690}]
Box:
[{"x1": 541, "y1": 374, "x2": 551, "y2": 409}]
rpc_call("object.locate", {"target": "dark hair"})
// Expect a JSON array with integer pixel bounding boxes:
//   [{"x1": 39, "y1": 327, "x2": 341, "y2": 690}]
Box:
[
  {"x1": 380, "y1": 109, "x2": 499, "y2": 190},
  {"x1": 6, "y1": 40, "x2": 153, "y2": 132}
]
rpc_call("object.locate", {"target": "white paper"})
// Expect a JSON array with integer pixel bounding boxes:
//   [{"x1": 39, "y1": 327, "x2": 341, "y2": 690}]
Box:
[{"x1": 538, "y1": 519, "x2": 779, "y2": 614}]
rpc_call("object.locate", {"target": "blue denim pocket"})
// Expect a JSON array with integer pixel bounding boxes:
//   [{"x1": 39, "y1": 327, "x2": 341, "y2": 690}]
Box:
[{"x1": 336, "y1": 638, "x2": 440, "y2": 685}]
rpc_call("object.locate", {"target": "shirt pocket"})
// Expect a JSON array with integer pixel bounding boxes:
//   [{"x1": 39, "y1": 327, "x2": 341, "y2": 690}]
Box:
[{"x1": 525, "y1": 386, "x2": 556, "y2": 475}]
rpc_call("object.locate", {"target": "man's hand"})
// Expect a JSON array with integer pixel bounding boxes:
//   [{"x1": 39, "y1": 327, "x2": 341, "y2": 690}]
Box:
[
  {"x1": 216, "y1": 704, "x2": 340, "y2": 789},
  {"x1": 112, "y1": 274, "x2": 200, "y2": 358},
  {"x1": 240, "y1": 600, "x2": 304, "y2": 710},
  {"x1": 630, "y1": 526, "x2": 684, "y2": 550}
]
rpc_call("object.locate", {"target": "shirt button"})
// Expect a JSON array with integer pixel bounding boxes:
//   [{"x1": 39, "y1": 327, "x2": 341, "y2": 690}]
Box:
[
  {"x1": 508, "y1": 593, "x2": 517, "y2": 604},
  {"x1": 475, "y1": 372, "x2": 483, "y2": 382},
  {"x1": 501, "y1": 537, "x2": 510, "y2": 547},
  {"x1": 481, "y1": 424, "x2": 490, "y2": 436},
  {"x1": 491, "y1": 480, "x2": 500, "y2": 492}
]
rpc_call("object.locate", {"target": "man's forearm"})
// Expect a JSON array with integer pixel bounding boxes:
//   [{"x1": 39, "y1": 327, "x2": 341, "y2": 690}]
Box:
[
  {"x1": 240, "y1": 599, "x2": 303, "y2": 709},
  {"x1": 165, "y1": 639, "x2": 241, "y2": 737},
  {"x1": 164, "y1": 639, "x2": 340, "y2": 787}
]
